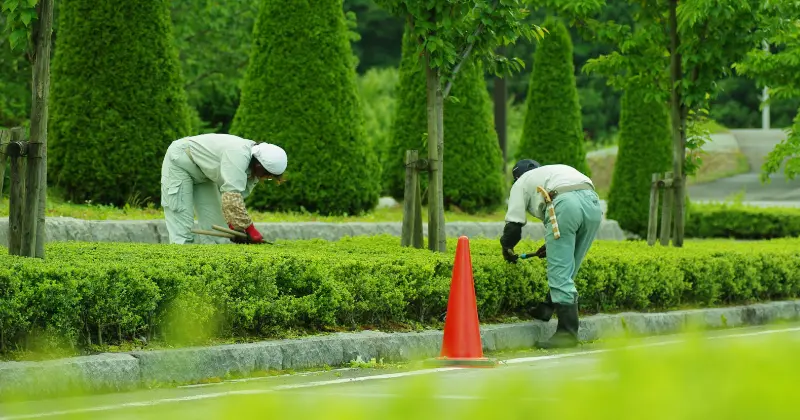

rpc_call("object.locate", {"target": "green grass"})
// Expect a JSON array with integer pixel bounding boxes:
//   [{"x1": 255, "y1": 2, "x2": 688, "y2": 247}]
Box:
[{"x1": 0, "y1": 193, "x2": 508, "y2": 223}]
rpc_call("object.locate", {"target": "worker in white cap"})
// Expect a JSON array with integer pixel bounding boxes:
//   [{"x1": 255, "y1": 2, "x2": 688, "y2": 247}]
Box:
[{"x1": 160, "y1": 133, "x2": 287, "y2": 244}]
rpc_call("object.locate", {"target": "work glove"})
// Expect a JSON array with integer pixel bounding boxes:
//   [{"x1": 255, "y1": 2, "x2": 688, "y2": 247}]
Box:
[
  {"x1": 228, "y1": 223, "x2": 264, "y2": 244},
  {"x1": 502, "y1": 247, "x2": 519, "y2": 264},
  {"x1": 534, "y1": 244, "x2": 547, "y2": 259}
]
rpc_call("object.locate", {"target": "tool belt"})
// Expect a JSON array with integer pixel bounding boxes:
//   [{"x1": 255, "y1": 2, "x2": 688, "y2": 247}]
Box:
[
  {"x1": 548, "y1": 182, "x2": 594, "y2": 201},
  {"x1": 536, "y1": 182, "x2": 594, "y2": 240}
]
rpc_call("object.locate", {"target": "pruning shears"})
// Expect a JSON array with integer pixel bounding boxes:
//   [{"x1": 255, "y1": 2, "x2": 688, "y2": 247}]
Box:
[{"x1": 191, "y1": 224, "x2": 279, "y2": 245}]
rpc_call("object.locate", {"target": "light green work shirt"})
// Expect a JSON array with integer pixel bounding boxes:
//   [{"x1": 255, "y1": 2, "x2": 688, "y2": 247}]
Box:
[
  {"x1": 183, "y1": 133, "x2": 259, "y2": 198},
  {"x1": 505, "y1": 164, "x2": 594, "y2": 224}
]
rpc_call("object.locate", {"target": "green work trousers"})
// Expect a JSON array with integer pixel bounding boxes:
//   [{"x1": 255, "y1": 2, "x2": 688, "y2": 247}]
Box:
[
  {"x1": 160, "y1": 139, "x2": 228, "y2": 244},
  {"x1": 543, "y1": 189, "x2": 603, "y2": 304}
]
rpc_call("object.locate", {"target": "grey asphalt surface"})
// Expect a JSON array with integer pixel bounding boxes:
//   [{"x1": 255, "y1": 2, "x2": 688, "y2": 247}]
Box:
[
  {"x1": 688, "y1": 129, "x2": 800, "y2": 203},
  {"x1": 2, "y1": 323, "x2": 800, "y2": 420}
]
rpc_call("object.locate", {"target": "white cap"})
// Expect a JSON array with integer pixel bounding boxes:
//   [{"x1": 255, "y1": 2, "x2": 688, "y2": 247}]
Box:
[{"x1": 251, "y1": 143, "x2": 287, "y2": 176}]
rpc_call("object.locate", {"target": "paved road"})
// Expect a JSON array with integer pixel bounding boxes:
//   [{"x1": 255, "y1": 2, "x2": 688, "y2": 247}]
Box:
[
  {"x1": 2, "y1": 323, "x2": 800, "y2": 420},
  {"x1": 688, "y1": 129, "x2": 800, "y2": 203}
]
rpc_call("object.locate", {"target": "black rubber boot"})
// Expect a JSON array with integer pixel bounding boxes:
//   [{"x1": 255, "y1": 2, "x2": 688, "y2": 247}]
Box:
[
  {"x1": 535, "y1": 303, "x2": 579, "y2": 349},
  {"x1": 530, "y1": 292, "x2": 554, "y2": 322}
]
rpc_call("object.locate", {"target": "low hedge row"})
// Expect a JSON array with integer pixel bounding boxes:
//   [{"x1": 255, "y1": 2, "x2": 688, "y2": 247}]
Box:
[
  {"x1": 1, "y1": 236, "x2": 799, "y2": 356},
  {"x1": 687, "y1": 202, "x2": 800, "y2": 239}
]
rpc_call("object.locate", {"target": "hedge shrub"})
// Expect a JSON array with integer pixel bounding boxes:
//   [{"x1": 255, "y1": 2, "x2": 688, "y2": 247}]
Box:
[
  {"x1": 1, "y1": 237, "x2": 799, "y2": 356},
  {"x1": 230, "y1": 0, "x2": 381, "y2": 216},
  {"x1": 48, "y1": 0, "x2": 192, "y2": 207},
  {"x1": 687, "y1": 202, "x2": 800, "y2": 239},
  {"x1": 516, "y1": 17, "x2": 590, "y2": 176},
  {"x1": 383, "y1": 25, "x2": 506, "y2": 213},
  {"x1": 607, "y1": 87, "x2": 673, "y2": 237}
]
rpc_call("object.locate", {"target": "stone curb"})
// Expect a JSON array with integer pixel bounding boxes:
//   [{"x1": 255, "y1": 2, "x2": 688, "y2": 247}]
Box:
[
  {"x1": 1, "y1": 300, "x2": 798, "y2": 400},
  {"x1": 0, "y1": 218, "x2": 627, "y2": 246}
]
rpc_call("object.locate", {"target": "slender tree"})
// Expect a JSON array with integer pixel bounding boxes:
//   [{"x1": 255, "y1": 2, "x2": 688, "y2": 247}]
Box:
[{"x1": 384, "y1": 24, "x2": 505, "y2": 213}]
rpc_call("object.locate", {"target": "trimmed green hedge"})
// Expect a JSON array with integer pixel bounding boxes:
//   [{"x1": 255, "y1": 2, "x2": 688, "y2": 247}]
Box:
[
  {"x1": 1, "y1": 237, "x2": 799, "y2": 356},
  {"x1": 48, "y1": 0, "x2": 192, "y2": 207},
  {"x1": 687, "y1": 202, "x2": 800, "y2": 239},
  {"x1": 230, "y1": 0, "x2": 381, "y2": 216}
]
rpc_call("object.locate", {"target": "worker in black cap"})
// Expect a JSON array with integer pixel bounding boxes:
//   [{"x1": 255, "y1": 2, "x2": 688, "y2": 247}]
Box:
[{"x1": 500, "y1": 159, "x2": 602, "y2": 349}]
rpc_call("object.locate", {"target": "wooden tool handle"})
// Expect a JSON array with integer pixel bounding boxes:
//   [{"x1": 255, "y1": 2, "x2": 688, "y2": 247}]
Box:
[
  {"x1": 212, "y1": 225, "x2": 249, "y2": 238},
  {"x1": 191, "y1": 229, "x2": 235, "y2": 239}
]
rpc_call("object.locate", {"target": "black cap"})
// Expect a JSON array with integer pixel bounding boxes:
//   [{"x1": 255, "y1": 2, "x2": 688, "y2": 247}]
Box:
[{"x1": 512, "y1": 159, "x2": 541, "y2": 181}]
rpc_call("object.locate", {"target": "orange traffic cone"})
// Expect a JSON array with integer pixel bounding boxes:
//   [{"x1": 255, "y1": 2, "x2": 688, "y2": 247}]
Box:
[{"x1": 431, "y1": 236, "x2": 496, "y2": 367}]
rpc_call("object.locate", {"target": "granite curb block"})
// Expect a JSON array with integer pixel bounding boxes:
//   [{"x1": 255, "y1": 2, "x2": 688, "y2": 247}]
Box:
[
  {"x1": 2, "y1": 300, "x2": 798, "y2": 400},
  {"x1": 0, "y1": 217, "x2": 627, "y2": 246}
]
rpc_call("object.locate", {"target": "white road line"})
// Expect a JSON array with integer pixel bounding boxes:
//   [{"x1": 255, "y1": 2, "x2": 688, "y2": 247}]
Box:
[
  {"x1": 178, "y1": 367, "x2": 359, "y2": 389},
  {"x1": 277, "y1": 391, "x2": 563, "y2": 402},
  {"x1": 2, "y1": 325, "x2": 799, "y2": 420},
  {"x1": 707, "y1": 326, "x2": 800, "y2": 340},
  {"x1": 0, "y1": 390, "x2": 274, "y2": 420}
]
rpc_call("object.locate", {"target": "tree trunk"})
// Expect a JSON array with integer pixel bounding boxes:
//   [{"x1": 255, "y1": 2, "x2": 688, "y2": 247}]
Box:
[
  {"x1": 28, "y1": 0, "x2": 54, "y2": 259},
  {"x1": 425, "y1": 55, "x2": 446, "y2": 253},
  {"x1": 668, "y1": 0, "x2": 686, "y2": 248},
  {"x1": 493, "y1": 48, "x2": 507, "y2": 166}
]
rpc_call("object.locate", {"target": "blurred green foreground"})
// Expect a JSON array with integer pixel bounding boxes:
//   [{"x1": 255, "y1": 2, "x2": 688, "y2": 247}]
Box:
[{"x1": 2, "y1": 325, "x2": 799, "y2": 420}]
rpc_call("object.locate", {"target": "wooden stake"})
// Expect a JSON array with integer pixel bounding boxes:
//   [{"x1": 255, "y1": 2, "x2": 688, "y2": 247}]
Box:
[
  {"x1": 8, "y1": 130, "x2": 27, "y2": 256},
  {"x1": 647, "y1": 173, "x2": 661, "y2": 246},
  {"x1": 413, "y1": 172, "x2": 423, "y2": 249},
  {"x1": 659, "y1": 171, "x2": 674, "y2": 246},
  {"x1": 401, "y1": 150, "x2": 419, "y2": 248},
  {"x1": 0, "y1": 130, "x2": 9, "y2": 202}
]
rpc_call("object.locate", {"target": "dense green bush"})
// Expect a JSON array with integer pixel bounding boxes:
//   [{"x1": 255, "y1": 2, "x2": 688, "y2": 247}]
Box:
[
  {"x1": 607, "y1": 88, "x2": 673, "y2": 237},
  {"x1": 383, "y1": 25, "x2": 506, "y2": 213},
  {"x1": 230, "y1": 0, "x2": 381, "y2": 216},
  {"x1": 48, "y1": 0, "x2": 192, "y2": 207},
  {"x1": 1, "y1": 237, "x2": 799, "y2": 356},
  {"x1": 516, "y1": 17, "x2": 590, "y2": 176},
  {"x1": 357, "y1": 67, "x2": 399, "y2": 179},
  {"x1": 687, "y1": 202, "x2": 800, "y2": 239}
]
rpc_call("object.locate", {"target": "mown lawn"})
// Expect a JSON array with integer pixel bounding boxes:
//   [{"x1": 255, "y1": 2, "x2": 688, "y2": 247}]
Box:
[{"x1": 0, "y1": 194, "x2": 508, "y2": 223}]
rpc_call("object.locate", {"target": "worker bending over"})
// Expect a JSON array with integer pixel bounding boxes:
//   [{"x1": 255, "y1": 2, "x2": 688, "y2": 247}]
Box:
[
  {"x1": 160, "y1": 133, "x2": 287, "y2": 244},
  {"x1": 500, "y1": 159, "x2": 602, "y2": 348}
]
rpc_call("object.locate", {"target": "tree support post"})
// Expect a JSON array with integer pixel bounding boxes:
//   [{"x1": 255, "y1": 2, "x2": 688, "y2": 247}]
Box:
[
  {"x1": 647, "y1": 173, "x2": 661, "y2": 246},
  {"x1": 0, "y1": 130, "x2": 9, "y2": 202},
  {"x1": 647, "y1": 172, "x2": 675, "y2": 246},
  {"x1": 7, "y1": 128, "x2": 28, "y2": 256},
  {"x1": 400, "y1": 150, "x2": 428, "y2": 249},
  {"x1": 401, "y1": 150, "x2": 425, "y2": 249},
  {"x1": 659, "y1": 172, "x2": 674, "y2": 246}
]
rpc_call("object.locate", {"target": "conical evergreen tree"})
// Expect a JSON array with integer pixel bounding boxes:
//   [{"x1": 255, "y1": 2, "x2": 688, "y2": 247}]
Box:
[
  {"x1": 517, "y1": 17, "x2": 590, "y2": 176},
  {"x1": 607, "y1": 87, "x2": 673, "y2": 237},
  {"x1": 230, "y1": 0, "x2": 381, "y2": 215},
  {"x1": 49, "y1": 0, "x2": 192, "y2": 206}
]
